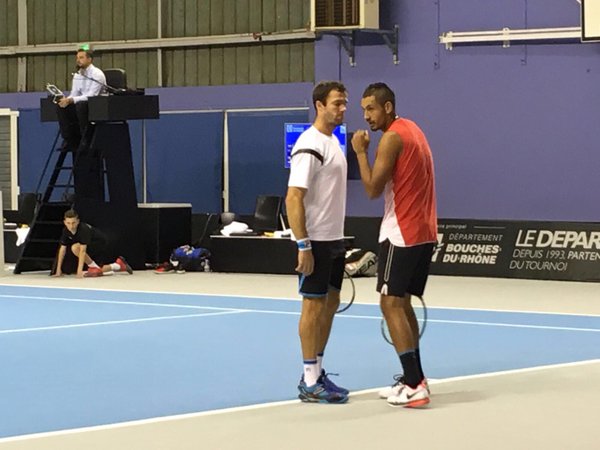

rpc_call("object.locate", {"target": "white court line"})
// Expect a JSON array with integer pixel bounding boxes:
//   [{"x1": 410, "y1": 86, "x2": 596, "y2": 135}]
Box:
[
  {"x1": 254, "y1": 310, "x2": 600, "y2": 332},
  {"x1": 424, "y1": 318, "x2": 600, "y2": 333},
  {"x1": 1, "y1": 294, "x2": 599, "y2": 333},
  {"x1": 1, "y1": 358, "x2": 597, "y2": 444},
  {"x1": 0, "y1": 310, "x2": 247, "y2": 334},
  {"x1": 0, "y1": 294, "x2": 242, "y2": 311},
  {"x1": 352, "y1": 358, "x2": 600, "y2": 396},
  {"x1": 247, "y1": 309, "x2": 600, "y2": 332},
  {"x1": 1, "y1": 283, "x2": 599, "y2": 317}
]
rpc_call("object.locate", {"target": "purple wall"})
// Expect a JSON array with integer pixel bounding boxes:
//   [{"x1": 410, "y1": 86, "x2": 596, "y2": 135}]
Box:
[
  {"x1": 3, "y1": 0, "x2": 599, "y2": 221},
  {"x1": 145, "y1": 83, "x2": 313, "y2": 110},
  {"x1": 318, "y1": 0, "x2": 600, "y2": 221},
  {"x1": 0, "y1": 83, "x2": 313, "y2": 111},
  {"x1": 0, "y1": 92, "x2": 48, "y2": 110}
]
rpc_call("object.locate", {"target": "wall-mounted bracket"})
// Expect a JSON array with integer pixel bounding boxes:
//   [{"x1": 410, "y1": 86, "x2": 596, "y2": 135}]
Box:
[{"x1": 319, "y1": 25, "x2": 399, "y2": 67}]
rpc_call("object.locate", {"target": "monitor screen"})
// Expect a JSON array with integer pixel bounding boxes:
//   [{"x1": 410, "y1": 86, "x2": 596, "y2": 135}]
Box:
[
  {"x1": 284, "y1": 123, "x2": 347, "y2": 169},
  {"x1": 253, "y1": 195, "x2": 283, "y2": 232}
]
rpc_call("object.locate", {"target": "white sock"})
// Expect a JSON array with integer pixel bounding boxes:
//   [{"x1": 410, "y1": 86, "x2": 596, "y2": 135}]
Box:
[
  {"x1": 317, "y1": 353, "x2": 323, "y2": 374},
  {"x1": 89, "y1": 262, "x2": 99, "y2": 269},
  {"x1": 110, "y1": 263, "x2": 120, "y2": 271},
  {"x1": 303, "y1": 360, "x2": 319, "y2": 386}
]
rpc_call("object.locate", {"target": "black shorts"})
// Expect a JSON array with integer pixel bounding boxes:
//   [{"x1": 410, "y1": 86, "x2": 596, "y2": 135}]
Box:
[
  {"x1": 60, "y1": 246, "x2": 80, "y2": 275},
  {"x1": 376, "y1": 240, "x2": 435, "y2": 298},
  {"x1": 298, "y1": 240, "x2": 345, "y2": 298}
]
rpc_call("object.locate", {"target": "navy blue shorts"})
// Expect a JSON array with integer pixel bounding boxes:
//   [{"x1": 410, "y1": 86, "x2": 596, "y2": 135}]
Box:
[
  {"x1": 298, "y1": 240, "x2": 345, "y2": 298},
  {"x1": 376, "y1": 240, "x2": 434, "y2": 298}
]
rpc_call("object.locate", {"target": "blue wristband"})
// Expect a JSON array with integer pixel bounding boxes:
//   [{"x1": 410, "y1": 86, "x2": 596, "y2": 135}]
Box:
[{"x1": 297, "y1": 238, "x2": 312, "y2": 251}]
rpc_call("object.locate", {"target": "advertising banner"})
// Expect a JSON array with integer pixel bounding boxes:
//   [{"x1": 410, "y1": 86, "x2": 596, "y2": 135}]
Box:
[{"x1": 430, "y1": 220, "x2": 600, "y2": 282}]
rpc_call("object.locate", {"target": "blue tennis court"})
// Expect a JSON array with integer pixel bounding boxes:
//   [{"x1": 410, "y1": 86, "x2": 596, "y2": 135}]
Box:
[{"x1": 1, "y1": 284, "x2": 599, "y2": 439}]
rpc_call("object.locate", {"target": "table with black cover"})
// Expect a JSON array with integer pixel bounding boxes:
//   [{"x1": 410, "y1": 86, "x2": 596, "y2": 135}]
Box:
[{"x1": 209, "y1": 235, "x2": 354, "y2": 274}]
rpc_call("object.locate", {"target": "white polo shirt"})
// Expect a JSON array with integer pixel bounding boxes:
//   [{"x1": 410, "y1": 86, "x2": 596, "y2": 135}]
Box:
[{"x1": 288, "y1": 126, "x2": 347, "y2": 241}]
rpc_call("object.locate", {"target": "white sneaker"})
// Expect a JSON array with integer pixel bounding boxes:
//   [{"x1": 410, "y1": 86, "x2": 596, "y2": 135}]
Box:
[
  {"x1": 387, "y1": 381, "x2": 430, "y2": 408},
  {"x1": 378, "y1": 374, "x2": 404, "y2": 399},
  {"x1": 379, "y1": 375, "x2": 430, "y2": 399}
]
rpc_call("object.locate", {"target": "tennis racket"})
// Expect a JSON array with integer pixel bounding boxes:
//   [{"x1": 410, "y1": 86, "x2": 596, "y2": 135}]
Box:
[
  {"x1": 336, "y1": 270, "x2": 355, "y2": 313},
  {"x1": 381, "y1": 295, "x2": 428, "y2": 345}
]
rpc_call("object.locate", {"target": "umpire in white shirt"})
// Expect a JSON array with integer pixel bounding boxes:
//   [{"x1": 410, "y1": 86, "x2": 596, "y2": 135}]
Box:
[{"x1": 56, "y1": 48, "x2": 107, "y2": 151}]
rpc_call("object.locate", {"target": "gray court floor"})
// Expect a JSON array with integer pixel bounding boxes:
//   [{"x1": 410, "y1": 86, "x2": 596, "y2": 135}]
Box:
[{"x1": 0, "y1": 270, "x2": 599, "y2": 450}]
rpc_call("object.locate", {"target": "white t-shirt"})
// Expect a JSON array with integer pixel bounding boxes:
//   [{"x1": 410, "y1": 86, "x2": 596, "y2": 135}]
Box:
[{"x1": 287, "y1": 126, "x2": 347, "y2": 241}]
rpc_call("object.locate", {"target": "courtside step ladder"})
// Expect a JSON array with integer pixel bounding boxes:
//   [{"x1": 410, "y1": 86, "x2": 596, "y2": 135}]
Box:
[
  {"x1": 14, "y1": 202, "x2": 71, "y2": 274},
  {"x1": 42, "y1": 150, "x2": 75, "y2": 203},
  {"x1": 35, "y1": 131, "x2": 77, "y2": 203},
  {"x1": 36, "y1": 131, "x2": 77, "y2": 204}
]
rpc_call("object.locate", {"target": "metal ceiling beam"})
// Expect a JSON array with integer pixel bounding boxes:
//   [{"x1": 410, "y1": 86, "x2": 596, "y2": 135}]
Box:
[{"x1": 0, "y1": 29, "x2": 316, "y2": 56}]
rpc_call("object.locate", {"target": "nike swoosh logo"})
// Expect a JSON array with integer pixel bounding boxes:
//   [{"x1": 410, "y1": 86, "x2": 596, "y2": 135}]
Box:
[{"x1": 406, "y1": 390, "x2": 422, "y2": 400}]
